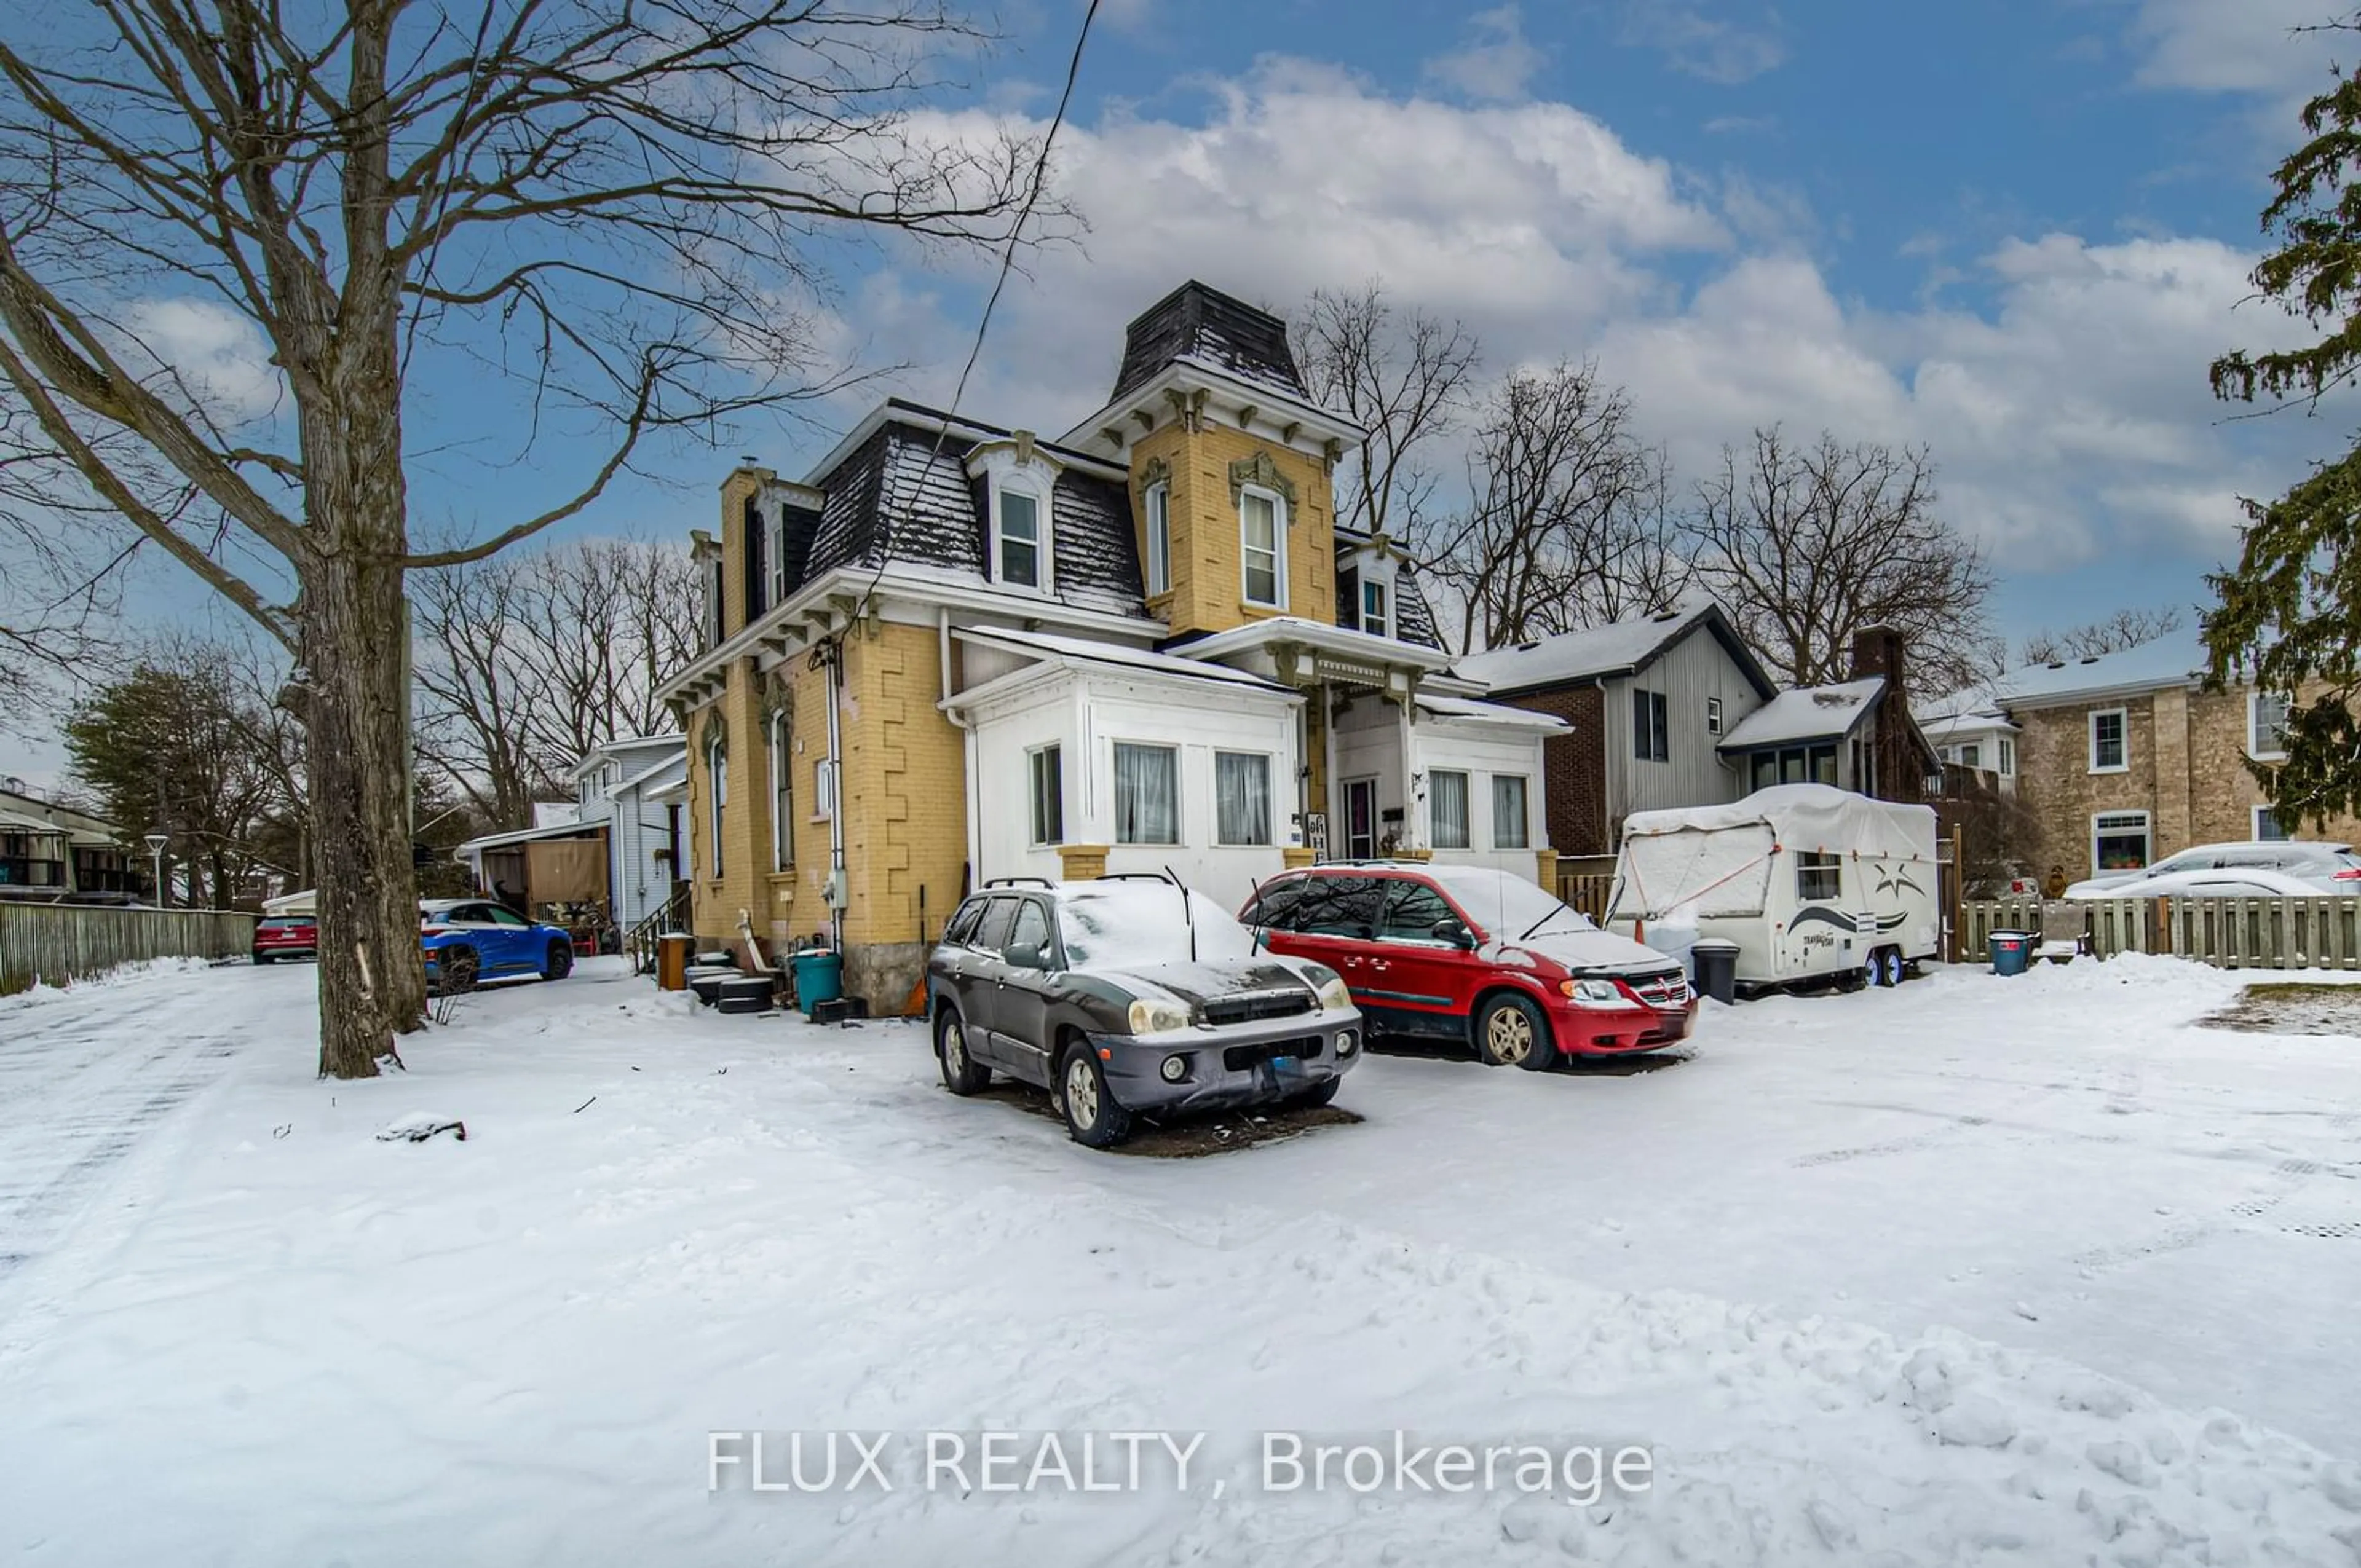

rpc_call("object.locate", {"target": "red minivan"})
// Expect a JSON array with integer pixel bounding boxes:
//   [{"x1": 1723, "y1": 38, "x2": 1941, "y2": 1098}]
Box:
[{"x1": 1243, "y1": 862, "x2": 1696, "y2": 1067}]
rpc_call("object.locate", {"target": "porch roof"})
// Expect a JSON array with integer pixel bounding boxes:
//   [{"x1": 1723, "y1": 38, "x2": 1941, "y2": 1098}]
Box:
[
  {"x1": 1163, "y1": 616, "x2": 1457, "y2": 684},
  {"x1": 0, "y1": 810, "x2": 68, "y2": 838},
  {"x1": 954, "y1": 625, "x2": 1292, "y2": 693},
  {"x1": 1414, "y1": 693, "x2": 1571, "y2": 732},
  {"x1": 456, "y1": 817, "x2": 609, "y2": 857},
  {"x1": 1718, "y1": 677, "x2": 1885, "y2": 751}
]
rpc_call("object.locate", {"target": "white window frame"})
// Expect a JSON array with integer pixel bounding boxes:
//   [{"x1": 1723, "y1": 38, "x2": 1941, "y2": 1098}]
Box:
[
  {"x1": 2088, "y1": 707, "x2": 2129, "y2": 774},
  {"x1": 2248, "y1": 690, "x2": 2290, "y2": 762},
  {"x1": 813, "y1": 756, "x2": 837, "y2": 821},
  {"x1": 1958, "y1": 742, "x2": 1981, "y2": 770},
  {"x1": 769, "y1": 711, "x2": 794, "y2": 873},
  {"x1": 2091, "y1": 810, "x2": 2152, "y2": 877},
  {"x1": 1360, "y1": 579, "x2": 1389, "y2": 639},
  {"x1": 2253, "y1": 804, "x2": 2291, "y2": 843},
  {"x1": 1706, "y1": 696, "x2": 1722, "y2": 737},
  {"x1": 1240, "y1": 486, "x2": 1288, "y2": 610},
  {"x1": 1430, "y1": 769, "x2": 1471, "y2": 851},
  {"x1": 1144, "y1": 481, "x2": 1171, "y2": 597},
  {"x1": 992, "y1": 479, "x2": 1051, "y2": 593},
  {"x1": 1998, "y1": 736, "x2": 2015, "y2": 776},
  {"x1": 767, "y1": 505, "x2": 788, "y2": 609},
  {"x1": 1213, "y1": 749, "x2": 1274, "y2": 847},
  {"x1": 706, "y1": 736, "x2": 727, "y2": 878},
  {"x1": 1492, "y1": 774, "x2": 1530, "y2": 850},
  {"x1": 1112, "y1": 740, "x2": 1180, "y2": 846},
  {"x1": 1028, "y1": 743, "x2": 1064, "y2": 847}
]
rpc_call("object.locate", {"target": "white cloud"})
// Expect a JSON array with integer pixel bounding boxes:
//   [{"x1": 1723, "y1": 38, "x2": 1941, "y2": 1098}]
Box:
[
  {"x1": 1619, "y1": 1, "x2": 1787, "y2": 85},
  {"x1": 1422, "y1": 6, "x2": 1548, "y2": 103},
  {"x1": 114, "y1": 297, "x2": 284, "y2": 425},
  {"x1": 2130, "y1": 0, "x2": 2343, "y2": 97},
  {"x1": 836, "y1": 59, "x2": 2335, "y2": 577}
]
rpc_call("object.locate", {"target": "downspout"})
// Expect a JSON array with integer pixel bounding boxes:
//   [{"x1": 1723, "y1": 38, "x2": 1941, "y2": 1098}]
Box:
[
  {"x1": 825, "y1": 631, "x2": 847, "y2": 954},
  {"x1": 939, "y1": 607, "x2": 983, "y2": 894}
]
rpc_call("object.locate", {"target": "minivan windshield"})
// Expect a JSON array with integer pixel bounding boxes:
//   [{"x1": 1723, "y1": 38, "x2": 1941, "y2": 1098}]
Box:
[{"x1": 1422, "y1": 866, "x2": 1594, "y2": 941}]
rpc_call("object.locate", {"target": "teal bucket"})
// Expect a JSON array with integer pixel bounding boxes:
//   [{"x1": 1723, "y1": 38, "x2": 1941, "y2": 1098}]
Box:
[
  {"x1": 791, "y1": 950, "x2": 844, "y2": 1018},
  {"x1": 1988, "y1": 931, "x2": 2032, "y2": 977}
]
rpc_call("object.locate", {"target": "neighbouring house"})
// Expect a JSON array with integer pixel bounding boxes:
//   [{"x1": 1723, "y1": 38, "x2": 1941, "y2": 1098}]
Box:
[
  {"x1": 1919, "y1": 688, "x2": 2019, "y2": 794},
  {"x1": 1988, "y1": 628, "x2": 2346, "y2": 878},
  {"x1": 1717, "y1": 629, "x2": 1944, "y2": 805},
  {"x1": 0, "y1": 782, "x2": 143, "y2": 904},
  {"x1": 454, "y1": 734, "x2": 687, "y2": 936},
  {"x1": 1449, "y1": 599, "x2": 1778, "y2": 858},
  {"x1": 656, "y1": 280, "x2": 1565, "y2": 1011}
]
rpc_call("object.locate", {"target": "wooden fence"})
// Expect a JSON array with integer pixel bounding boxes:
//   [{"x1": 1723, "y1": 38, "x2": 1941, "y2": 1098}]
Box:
[
  {"x1": 0, "y1": 903, "x2": 256, "y2": 995},
  {"x1": 1556, "y1": 869, "x2": 1616, "y2": 923},
  {"x1": 1961, "y1": 896, "x2": 2361, "y2": 971}
]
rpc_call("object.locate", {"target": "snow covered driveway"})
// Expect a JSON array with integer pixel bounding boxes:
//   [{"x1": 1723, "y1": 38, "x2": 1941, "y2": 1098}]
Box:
[{"x1": 2, "y1": 953, "x2": 2360, "y2": 1566}]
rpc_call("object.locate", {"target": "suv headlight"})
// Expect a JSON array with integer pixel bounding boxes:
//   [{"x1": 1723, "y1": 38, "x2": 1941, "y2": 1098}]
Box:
[
  {"x1": 1314, "y1": 974, "x2": 1353, "y2": 1012},
  {"x1": 1127, "y1": 998, "x2": 1192, "y2": 1034},
  {"x1": 1559, "y1": 978, "x2": 1626, "y2": 1007}
]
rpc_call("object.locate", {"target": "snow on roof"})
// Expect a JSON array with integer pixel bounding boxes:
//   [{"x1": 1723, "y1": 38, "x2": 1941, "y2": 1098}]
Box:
[
  {"x1": 1450, "y1": 601, "x2": 1721, "y2": 691},
  {"x1": 0, "y1": 809, "x2": 67, "y2": 836},
  {"x1": 955, "y1": 626, "x2": 1291, "y2": 692},
  {"x1": 457, "y1": 818, "x2": 607, "y2": 855},
  {"x1": 1990, "y1": 627, "x2": 2208, "y2": 708},
  {"x1": 1414, "y1": 693, "x2": 1570, "y2": 731},
  {"x1": 1622, "y1": 784, "x2": 1937, "y2": 859},
  {"x1": 1718, "y1": 677, "x2": 1884, "y2": 751}
]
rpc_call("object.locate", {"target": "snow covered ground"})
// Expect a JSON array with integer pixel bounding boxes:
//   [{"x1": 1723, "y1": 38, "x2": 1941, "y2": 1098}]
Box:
[{"x1": 4, "y1": 953, "x2": 2361, "y2": 1565}]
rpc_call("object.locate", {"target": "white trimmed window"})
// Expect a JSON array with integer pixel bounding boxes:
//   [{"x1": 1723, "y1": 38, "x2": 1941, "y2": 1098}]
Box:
[
  {"x1": 1241, "y1": 489, "x2": 1286, "y2": 608},
  {"x1": 1430, "y1": 770, "x2": 1471, "y2": 850},
  {"x1": 1706, "y1": 696, "x2": 1723, "y2": 737},
  {"x1": 768, "y1": 506, "x2": 788, "y2": 607},
  {"x1": 1958, "y1": 743, "x2": 1982, "y2": 769},
  {"x1": 2249, "y1": 691, "x2": 2290, "y2": 760},
  {"x1": 706, "y1": 735, "x2": 727, "y2": 877},
  {"x1": 2092, "y1": 810, "x2": 2151, "y2": 875},
  {"x1": 2089, "y1": 708, "x2": 2128, "y2": 773},
  {"x1": 1998, "y1": 736, "x2": 2015, "y2": 776},
  {"x1": 2254, "y1": 804, "x2": 2291, "y2": 843},
  {"x1": 1114, "y1": 742, "x2": 1179, "y2": 845},
  {"x1": 769, "y1": 711, "x2": 793, "y2": 873},
  {"x1": 1215, "y1": 751, "x2": 1272, "y2": 846},
  {"x1": 1361, "y1": 580, "x2": 1389, "y2": 639},
  {"x1": 996, "y1": 484, "x2": 1046, "y2": 589},
  {"x1": 1029, "y1": 744, "x2": 1064, "y2": 846},
  {"x1": 813, "y1": 756, "x2": 836, "y2": 821},
  {"x1": 1492, "y1": 775, "x2": 1530, "y2": 850},
  {"x1": 1144, "y1": 481, "x2": 1171, "y2": 597}
]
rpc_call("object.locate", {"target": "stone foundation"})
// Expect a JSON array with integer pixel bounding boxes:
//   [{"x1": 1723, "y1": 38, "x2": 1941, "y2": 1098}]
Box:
[{"x1": 844, "y1": 940, "x2": 931, "y2": 1017}]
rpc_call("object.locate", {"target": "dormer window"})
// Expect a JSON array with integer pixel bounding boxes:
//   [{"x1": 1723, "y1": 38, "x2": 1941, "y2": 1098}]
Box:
[
  {"x1": 1361, "y1": 580, "x2": 1389, "y2": 639},
  {"x1": 967, "y1": 436, "x2": 1062, "y2": 596},
  {"x1": 1241, "y1": 488, "x2": 1286, "y2": 608}
]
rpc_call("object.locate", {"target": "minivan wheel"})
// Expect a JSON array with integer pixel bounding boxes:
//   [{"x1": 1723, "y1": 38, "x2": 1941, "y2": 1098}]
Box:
[
  {"x1": 1476, "y1": 994, "x2": 1552, "y2": 1070},
  {"x1": 1059, "y1": 1042, "x2": 1134, "y2": 1149},
  {"x1": 936, "y1": 1007, "x2": 991, "y2": 1095}
]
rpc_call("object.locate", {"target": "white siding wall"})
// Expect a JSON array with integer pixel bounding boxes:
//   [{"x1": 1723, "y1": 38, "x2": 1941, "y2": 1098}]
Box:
[
  {"x1": 1411, "y1": 719, "x2": 1549, "y2": 880},
  {"x1": 1332, "y1": 696, "x2": 1407, "y2": 847},
  {"x1": 970, "y1": 668, "x2": 1302, "y2": 912},
  {"x1": 1607, "y1": 630, "x2": 1765, "y2": 826}
]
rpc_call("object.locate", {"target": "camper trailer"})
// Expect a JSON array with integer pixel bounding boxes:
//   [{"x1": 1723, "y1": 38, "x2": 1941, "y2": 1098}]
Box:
[{"x1": 1605, "y1": 784, "x2": 1940, "y2": 993}]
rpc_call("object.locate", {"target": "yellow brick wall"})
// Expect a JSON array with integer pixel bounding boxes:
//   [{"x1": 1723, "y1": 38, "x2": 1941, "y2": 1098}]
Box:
[
  {"x1": 836, "y1": 620, "x2": 969, "y2": 950},
  {"x1": 682, "y1": 656, "x2": 770, "y2": 945},
  {"x1": 1133, "y1": 420, "x2": 1335, "y2": 637}
]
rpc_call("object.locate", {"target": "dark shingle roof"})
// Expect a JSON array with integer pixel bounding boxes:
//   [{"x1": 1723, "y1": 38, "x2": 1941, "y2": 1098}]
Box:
[
  {"x1": 792, "y1": 405, "x2": 1142, "y2": 619},
  {"x1": 1111, "y1": 281, "x2": 1308, "y2": 404},
  {"x1": 1332, "y1": 533, "x2": 1447, "y2": 652}
]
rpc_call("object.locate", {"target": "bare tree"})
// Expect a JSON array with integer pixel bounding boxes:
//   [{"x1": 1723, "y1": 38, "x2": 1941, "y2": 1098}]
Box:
[
  {"x1": 0, "y1": 2, "x2": 1048, "y2": 1076},
  {"x1": 1293, "y1": 282, "x2": 1481, "y2": 547},
  {"x1": 1431, "y1": 361, "x2": 1687, "y2": 653},
  {"x1": 2021, "y1": 605, "x2": 2185, "y2": 666},
  {"x1": 1686, "y1": 428, "x2": 1996, "y2": 694},
  {"x1": 413, "y1": 537, "x2": 700, "y2": 828}
]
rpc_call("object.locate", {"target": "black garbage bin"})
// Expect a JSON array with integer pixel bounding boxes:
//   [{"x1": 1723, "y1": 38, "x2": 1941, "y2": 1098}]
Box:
[{"x1": 1689, "y1": 938, "x2": 1739, "y2": 1006}]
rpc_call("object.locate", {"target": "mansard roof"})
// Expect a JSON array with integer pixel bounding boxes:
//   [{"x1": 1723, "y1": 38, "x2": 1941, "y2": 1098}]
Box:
[{"x1": 1110, "y1": 281, "x2": 1309, "y2": 404}]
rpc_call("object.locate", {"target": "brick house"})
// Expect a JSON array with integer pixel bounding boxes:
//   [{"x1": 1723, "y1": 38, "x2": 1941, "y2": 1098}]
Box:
[
  {"x1": 1452, "y1": 601, "x2": 1777, "y2": 857},
  {"x1": 657, "y1": 282, "x2": 1567, "y2": 1011},
  {"x1": 1992, "y1": 628, "x2": 2352, "y2": 878}
]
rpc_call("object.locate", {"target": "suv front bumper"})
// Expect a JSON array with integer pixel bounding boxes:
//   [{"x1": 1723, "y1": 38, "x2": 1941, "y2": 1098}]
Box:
[{"x1": 1096, "y1": 1009, "x2": 1364, "y2": 1114}]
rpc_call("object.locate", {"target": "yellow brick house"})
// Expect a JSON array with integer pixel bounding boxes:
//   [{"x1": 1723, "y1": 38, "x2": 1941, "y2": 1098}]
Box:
[{"x1": 658, "y1": 282, "x2": 1566, "y2": 1011}]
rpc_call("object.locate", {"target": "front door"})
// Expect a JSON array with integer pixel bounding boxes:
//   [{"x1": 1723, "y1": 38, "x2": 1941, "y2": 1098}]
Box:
[{"x1": 1342, "y1": 779, "x2": 1378, "y2": 860}]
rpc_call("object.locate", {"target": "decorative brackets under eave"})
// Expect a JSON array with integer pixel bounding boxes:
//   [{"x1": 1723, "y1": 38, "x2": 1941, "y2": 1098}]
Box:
[{"x1": 1228, "y1": 449, "x2": 1299, "y2": 508}]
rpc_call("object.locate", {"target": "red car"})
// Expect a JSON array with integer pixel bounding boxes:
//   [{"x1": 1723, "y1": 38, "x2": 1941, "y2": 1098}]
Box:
[
  {"x1": 1243, "y1": 862, "x2": 1696, "y2": 1067},
  {"x1": 252, "y1": 914, "x2": 318, "y2": 964}
]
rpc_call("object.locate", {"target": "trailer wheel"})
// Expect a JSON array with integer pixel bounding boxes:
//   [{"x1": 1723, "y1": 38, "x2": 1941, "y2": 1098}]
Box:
[{"x1": 1878, "y1": 948, "x2": 1905, "y2": 987}]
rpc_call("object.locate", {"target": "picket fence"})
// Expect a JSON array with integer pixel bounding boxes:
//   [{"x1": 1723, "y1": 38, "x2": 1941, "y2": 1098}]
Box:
[
  {"x1": 1960, "y1": 896, "x2": 2361, "y2": 971},
  {"x1": 0, "y1": 903, "x2": 256, "y2": 995}
]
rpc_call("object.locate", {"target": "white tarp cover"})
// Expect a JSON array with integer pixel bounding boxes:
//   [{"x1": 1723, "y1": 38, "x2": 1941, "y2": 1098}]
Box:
[{"x1": 1617, "y1": 785, "x2": 1937, "y2": 919}]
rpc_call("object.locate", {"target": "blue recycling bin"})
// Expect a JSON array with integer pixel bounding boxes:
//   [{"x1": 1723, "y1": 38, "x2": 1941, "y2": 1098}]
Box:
[
  {"x1": 791, "y1": 950, "x2": 844, "y2": 1018},
  {"x1": 1988, "y1": 931, "x2": 2033, "y2": 977}
]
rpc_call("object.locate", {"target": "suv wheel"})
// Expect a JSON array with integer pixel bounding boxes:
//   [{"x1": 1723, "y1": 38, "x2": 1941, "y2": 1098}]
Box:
[
  {"x1": 936, "y1": 1007, "x2": 991, "y2": 1095},
  {"x1": 542, "y1": 939, "x2": 574, "y2": 981},
  {"x1": 1059, "y1": 1041, "x2": 1134, "y2": 1149},
  {"x1": 1476, "y1": 993, "x2": 1551, "y2": 1070},
  {"x1": 1286, "y1": 1076, "x2": 1343, "y2": 1109}
]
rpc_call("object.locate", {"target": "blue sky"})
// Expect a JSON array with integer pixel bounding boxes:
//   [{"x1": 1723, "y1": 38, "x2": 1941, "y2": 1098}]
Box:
[{"x1": 4, "y1": 0, "x2": 2355, "y2": 784}]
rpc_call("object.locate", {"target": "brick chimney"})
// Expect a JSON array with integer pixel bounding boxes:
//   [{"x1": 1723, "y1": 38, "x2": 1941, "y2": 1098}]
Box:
[{"x1": 1849, "y1": 626, "x2": 1923, "y2": 803}]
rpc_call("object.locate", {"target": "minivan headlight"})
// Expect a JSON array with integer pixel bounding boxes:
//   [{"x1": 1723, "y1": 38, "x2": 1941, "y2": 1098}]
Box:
[
  {"x1": 1127, "y1": 998, "x2": 1192, "y2": 1034},
  {"x1": 1560, "y1": 978, "x2": 1626, "y2": 1007},
  {"x1": 1314, "y1": 974, "x2": 1353, "y2": 1012}
]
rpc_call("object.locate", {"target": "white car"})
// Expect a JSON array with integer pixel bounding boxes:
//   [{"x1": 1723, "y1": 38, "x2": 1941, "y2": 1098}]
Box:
[
  {"x1": 2062, "y1": 840, "x2": 2361, "y2": 899},
  {"x1": 2065, "y1": 866, "x2": 2354, "y2": 901}
]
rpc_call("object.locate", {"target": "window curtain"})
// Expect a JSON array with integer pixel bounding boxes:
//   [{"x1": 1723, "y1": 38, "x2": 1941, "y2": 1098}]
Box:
[
  {"x1": 1115, "y1": 743, "x2": 1178, "y2": 845},
  {"x1": 1430, "y1": 770, "x2": 1470, "y2": 849},
  {"x1": 1216, "y1": 752, "x2": 1270, "y2": 845}
]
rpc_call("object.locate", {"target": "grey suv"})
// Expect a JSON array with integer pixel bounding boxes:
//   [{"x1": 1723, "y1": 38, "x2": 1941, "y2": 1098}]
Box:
[{"x1": 926, "y1": 875, "x2": 1364, "y2": 1148}]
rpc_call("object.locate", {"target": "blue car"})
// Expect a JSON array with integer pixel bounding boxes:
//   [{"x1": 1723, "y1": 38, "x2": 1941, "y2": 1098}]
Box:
[{"x1": 421, "y1": 898, "x2": 576, "y2": 991}]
